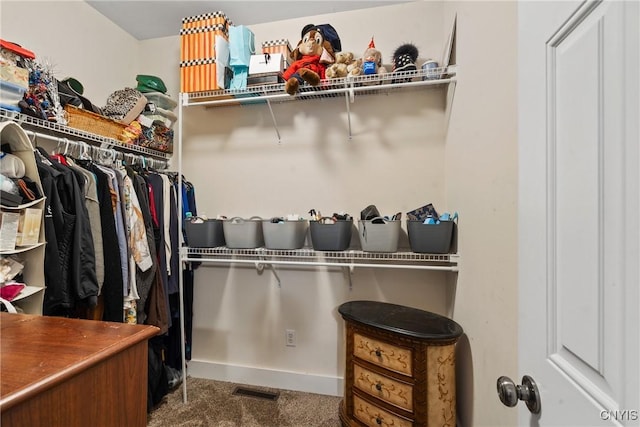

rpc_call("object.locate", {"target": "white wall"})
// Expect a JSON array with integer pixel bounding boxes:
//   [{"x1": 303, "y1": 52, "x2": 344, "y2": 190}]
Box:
[
  {"x1": 443, "y1": 2, "x2": 518, "y2": 426},
  {"x1": 1, "y1": 2, "x2": 518, "y2": 426}
]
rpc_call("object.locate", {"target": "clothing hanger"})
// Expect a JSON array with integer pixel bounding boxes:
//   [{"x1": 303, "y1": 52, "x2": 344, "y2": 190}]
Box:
[
  {"x1": 28, "y1": 131, "x2": 38, "y2": 148},
  {"x1": 79, "y1": 142, "x2": 91, "y2": 161},
  {"x1": 73, "y1": 142, "x2": 94, "y2": 169},
  {"x1": 50, "y1": 138, "x2": 70, "y2": 165}
]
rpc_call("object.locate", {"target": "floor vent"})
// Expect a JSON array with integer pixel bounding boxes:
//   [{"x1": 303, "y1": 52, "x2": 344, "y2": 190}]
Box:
[{"x1": 232, "y1": 386, "x2": 280, "y2": 401}]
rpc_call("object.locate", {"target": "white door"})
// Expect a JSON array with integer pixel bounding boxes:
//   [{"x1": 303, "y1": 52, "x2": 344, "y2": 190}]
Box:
[{"x1": 518, "y1": 0, "x2": 639, "y2": 426}]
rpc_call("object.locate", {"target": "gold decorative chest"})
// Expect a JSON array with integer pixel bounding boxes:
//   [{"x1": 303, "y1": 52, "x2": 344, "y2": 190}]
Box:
[{"x1": 338, "y1": 301, "x2": 463, "y2": 427}]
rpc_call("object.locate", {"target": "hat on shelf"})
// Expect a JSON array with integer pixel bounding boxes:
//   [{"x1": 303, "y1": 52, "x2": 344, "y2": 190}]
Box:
[
  {"x1": 391, "y1": 43, "x2": 419, "y2": 83},
  {"x1": 301, "y1": 24, "x2": 342, "y2": 53},
  {"x1": 0, "y1": 152, "x2": 25, "y2": 178},
  {"x1": 392, "y1": 43, "x2": 419, "y2": 72},
  {"x1": 136, "y1": 75, "x2": 167, "y2": 94},
  {"x1": 57, "y1": 77, "x2": 103, "y2": 114}
]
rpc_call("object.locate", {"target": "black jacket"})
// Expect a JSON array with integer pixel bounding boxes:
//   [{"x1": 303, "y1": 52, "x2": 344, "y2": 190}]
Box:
[
  {"x1": 36, "y1": 152, "x2": 68, "y2": 315},
  {"x1": 90, "y1": 164, "x2": 124, "y2": 322},
  {"x1": 36, "y1": 148, "x2": 98, "y2": 314}
]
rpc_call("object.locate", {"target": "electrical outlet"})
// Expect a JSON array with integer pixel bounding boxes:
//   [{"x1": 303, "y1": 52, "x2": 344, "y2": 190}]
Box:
[{"x1": 285, "y1": 329, "x2": 296, "y2": 347}]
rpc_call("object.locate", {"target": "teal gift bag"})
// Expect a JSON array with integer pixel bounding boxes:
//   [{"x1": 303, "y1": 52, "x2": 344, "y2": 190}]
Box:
[{"x1": 229, "y1": 25, "x2": 255, "y2": 90}]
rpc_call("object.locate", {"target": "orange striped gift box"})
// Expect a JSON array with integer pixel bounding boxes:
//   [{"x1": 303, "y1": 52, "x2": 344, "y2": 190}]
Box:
[
  {"x1": 180, "y1": 58, "x2": 220, "y2": 93},
  {"x1": 181, "y1": 11, "x2": 231, "y2": 30},
  {"x1": 180, "y1": 11, "x2": 231, "y2": 62},
  {"x1": 180, "y1": 24, "x2": 229, "y2": 63},
  {"x1": 261, "y1": 39, "x2": 293, "y2": 65}
]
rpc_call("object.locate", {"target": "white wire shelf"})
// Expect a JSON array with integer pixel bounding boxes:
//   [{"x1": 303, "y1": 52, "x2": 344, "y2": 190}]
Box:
[
  {"x1": 182, "y1": 66, "x2": 456, "y2": 107},
  {"x1": 179, "y1": 65, "x2": 457, "y2": 141},
  {"x1": 0, "y1": 108, "x2": 172, "y2": 161},
  {"x1": 182, "y1": 247, "x2": 459, "y2": 272}
]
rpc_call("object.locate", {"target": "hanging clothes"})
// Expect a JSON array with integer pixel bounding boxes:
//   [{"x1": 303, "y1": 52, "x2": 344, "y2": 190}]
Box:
[
  {"x1": 130, "y1": 169, "x2": 158, "y2": 324},
  {"x1": 35, "y1": 147, "x2": 98, "y2": 315},
  {"x1": 69, "y1": 158, "x2": 104, "y2": 293},
  {"x1": 145, "y1": 172, "x2": 171, "y2": 327},
  {"x1": 95, "y1": 165, "x2": 129, "y2": 301},
  {"x1": 169, "y1": 172, "x2": 198, "y2": 362},
  {"x1": 90, "y1": 164, "x2": 125, "y2": 322},
  {"x1": 35, "y1": 150, "x2": 68, "y2": 315},
  {"x1": 32, "y1": 140, "x2": 195, "y2": 356},
  {"x1": 167, "y1": 179, "x2": 180, "y2": 295},
  {"x1": 118, "y1": 164, "x2": 153, "y2": 324},
  {"x1": 159, "y1": 173, "x2": 174, "y2": 290},
  {"x1": 182, "y1": 177, "x2": 197, "y2": 361}
]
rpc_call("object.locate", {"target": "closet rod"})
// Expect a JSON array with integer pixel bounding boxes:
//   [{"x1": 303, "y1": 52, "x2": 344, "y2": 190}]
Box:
[
  {"x1": 24, "y1": 130, "x2": 169, "y2": 170},
  {"x1": 181, "y1": 257, "x2": 460, "y2": 272}
]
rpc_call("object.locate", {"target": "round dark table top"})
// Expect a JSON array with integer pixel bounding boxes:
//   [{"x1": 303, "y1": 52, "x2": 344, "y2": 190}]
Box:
[{"x1": 338, "y1": 300, "x2": 463, "y2": 341}]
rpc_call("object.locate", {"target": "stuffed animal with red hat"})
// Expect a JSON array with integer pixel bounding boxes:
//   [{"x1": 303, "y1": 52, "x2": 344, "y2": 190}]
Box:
[
  {"x1": 361, "y1": 37, "x2": 387, "y2": 76},
  {"x1": 282, "y1": 24, "x2": 342, "y2": 95},
  {"x1": 351, "y1": 37, "x2": 388, "y2": 84}
]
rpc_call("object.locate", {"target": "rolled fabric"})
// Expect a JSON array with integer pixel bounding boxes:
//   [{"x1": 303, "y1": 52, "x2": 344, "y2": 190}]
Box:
[{"x1": 0, "y1": 152, "x2": 25, "y2": 178}]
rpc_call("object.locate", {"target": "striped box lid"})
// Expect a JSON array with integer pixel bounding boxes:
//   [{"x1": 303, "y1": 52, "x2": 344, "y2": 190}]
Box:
[
  {"x1": 180, "y1": 58, "x2": 217, "y2": 68},
  {"x1": 261, "y1": 39, "x2": 292, "y2": 50},
  {"x1": 179, "y1": 24, "x2": 229, "y2": 36},
  {"x1": 181, "y1": 11, "x2": 232, "y2": 25}
]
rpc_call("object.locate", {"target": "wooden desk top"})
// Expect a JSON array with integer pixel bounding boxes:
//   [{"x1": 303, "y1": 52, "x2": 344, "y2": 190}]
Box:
[{"x1": 0, "y1": 313, "x2": 159, "y2": 411}]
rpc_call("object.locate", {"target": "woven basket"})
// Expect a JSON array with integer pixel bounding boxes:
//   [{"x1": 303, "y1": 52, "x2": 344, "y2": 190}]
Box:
[{"x1": 64, "y1": 105, "x2": 127, "y2": 141}]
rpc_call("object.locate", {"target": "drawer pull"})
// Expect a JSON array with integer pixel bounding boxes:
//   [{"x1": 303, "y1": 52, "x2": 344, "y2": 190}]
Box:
[
  {"x1": 376, "y1": 417, "x2": 382, "y2": 425},
  {"x1": 375, "y1": 382, "x2": 382, "y2": 391},
  {"x1": 375, "y1": 348, "x2": 382, "y2": 357}
]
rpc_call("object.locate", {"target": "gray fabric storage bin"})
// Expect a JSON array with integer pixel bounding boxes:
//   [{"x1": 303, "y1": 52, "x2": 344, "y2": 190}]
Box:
[
  {"x1": 357, "y1": 218, "x2": 401, "y2": 253},
  {"x1": 309, "y1": 219, "x2": 353, "y2": 251},
  {"x1": 262, "y1": 219, "x2": 308, "y2": 250},
  {"x1": 406, "y1": 220, "x2": 455, "y2": 254},
  {"x1": 185, "y1": 219, "x2": 225, "y2": 247},
  {"x1": 223, "y1": 217, "x2": 264, "y2": 249}
]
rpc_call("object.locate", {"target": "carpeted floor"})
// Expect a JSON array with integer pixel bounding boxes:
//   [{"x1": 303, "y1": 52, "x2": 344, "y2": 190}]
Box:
[{"x1": 147, "y1": 377, "x2": 342, "y2": 427}]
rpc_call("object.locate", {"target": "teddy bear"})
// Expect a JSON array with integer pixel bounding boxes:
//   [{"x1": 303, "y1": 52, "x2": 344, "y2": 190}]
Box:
[
  {"x1": 325, "y1": 51, "x2": 359, "y2": 79},
  {"x1": 351, "y1": 38, "x2": 388, "y2": 84},
  {"x1": 282, "y1": 24, "x2": 342, "y2": 95}
]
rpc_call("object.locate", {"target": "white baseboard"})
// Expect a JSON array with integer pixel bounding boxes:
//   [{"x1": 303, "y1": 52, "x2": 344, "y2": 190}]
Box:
[{"x1": 187, "y1": 359, "x2": 344, "y2": 397}]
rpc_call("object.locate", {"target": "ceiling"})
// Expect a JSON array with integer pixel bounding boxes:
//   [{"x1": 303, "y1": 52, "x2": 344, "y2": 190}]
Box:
[{"x1": 86, "y1": 1, "x2": 413, "y2": 41}]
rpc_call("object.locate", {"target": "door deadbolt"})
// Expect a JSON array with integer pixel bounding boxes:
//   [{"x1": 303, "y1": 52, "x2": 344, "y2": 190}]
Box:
[{"x1": 496, "y1": 375, "x2": 541, "y2": 414}]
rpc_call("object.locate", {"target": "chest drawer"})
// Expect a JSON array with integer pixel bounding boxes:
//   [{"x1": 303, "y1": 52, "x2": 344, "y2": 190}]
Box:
[
  {"x1": 353, "y1": 332, "x2": 412, "y2": 377},
  {"x1": 353, "y1": 393, "x2": 413, "y2": 427},
  {"x1": 354, "y1": 363, "x2": 414, "y2": 413}
]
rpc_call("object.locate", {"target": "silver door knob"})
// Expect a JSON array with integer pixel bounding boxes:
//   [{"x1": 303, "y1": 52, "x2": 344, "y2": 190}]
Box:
[{"x1": 496, "y1": 375, "x2": 541, "y2": 414}]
